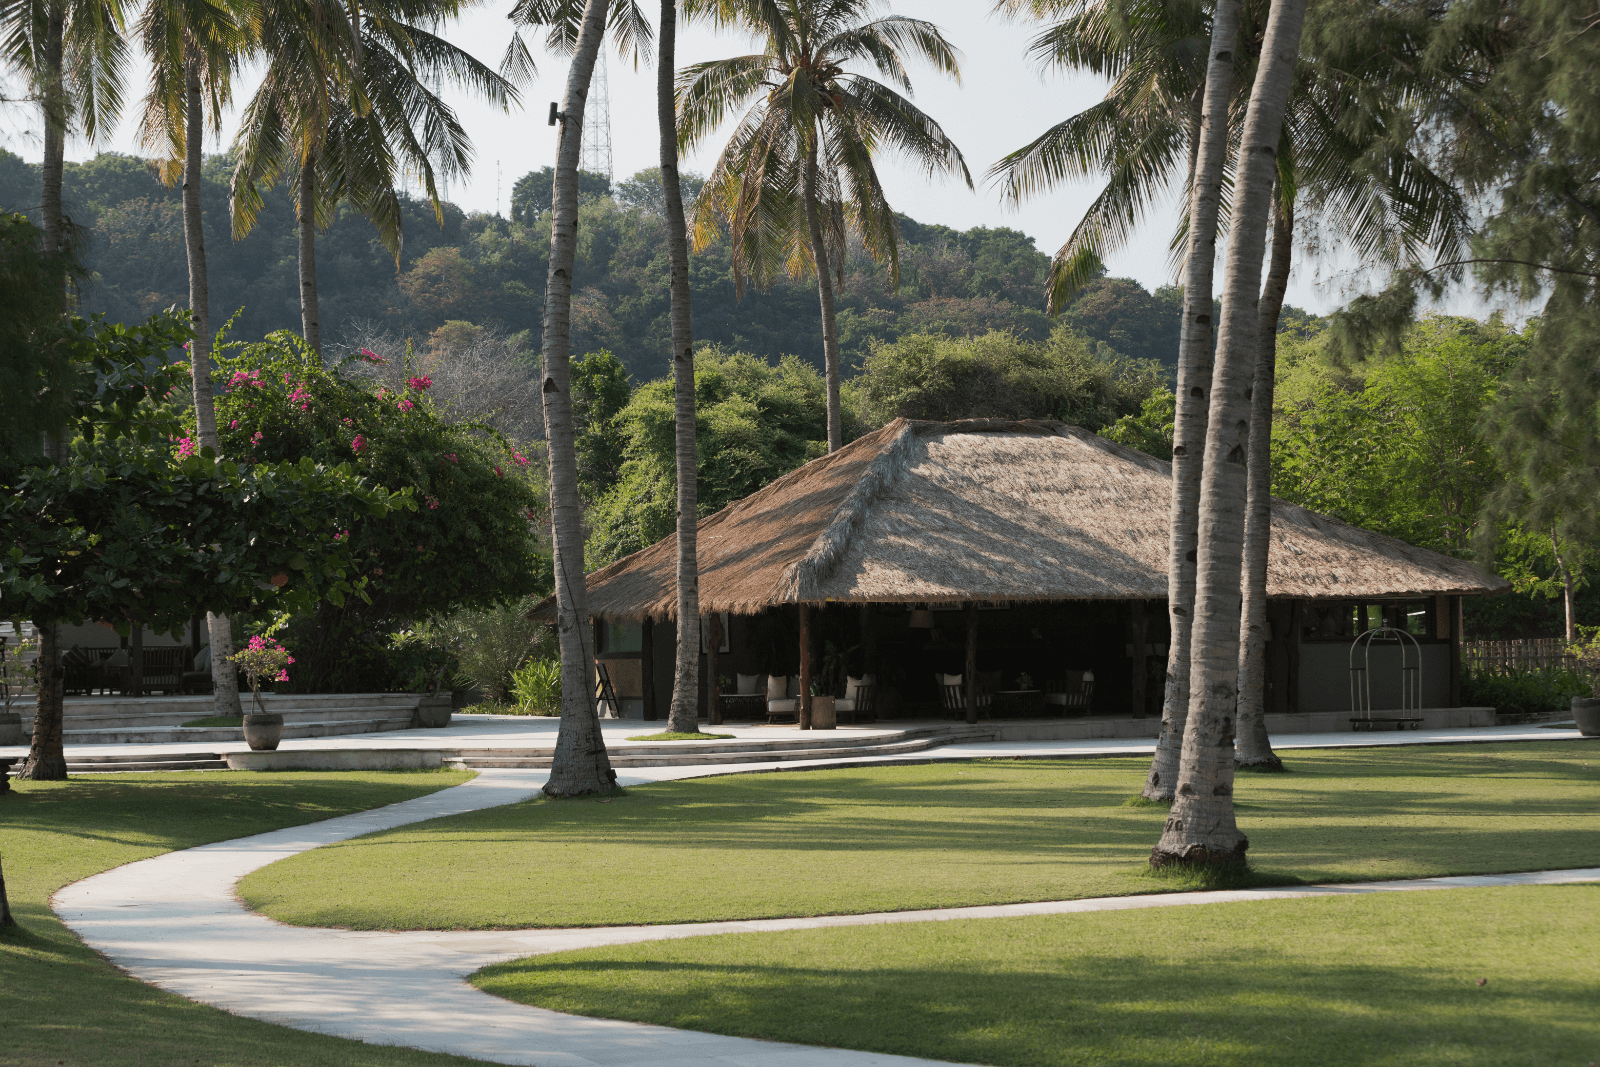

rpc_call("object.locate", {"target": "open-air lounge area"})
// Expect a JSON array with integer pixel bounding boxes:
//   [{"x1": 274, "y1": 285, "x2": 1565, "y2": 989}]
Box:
[{"x1": 571, "y1": 419, "x2": 1506, "y2": 732}]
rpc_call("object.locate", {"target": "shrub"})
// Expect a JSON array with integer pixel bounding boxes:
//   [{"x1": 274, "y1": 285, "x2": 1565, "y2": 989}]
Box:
[
  {"x1": 1461, "y1": 666, "x2": 1591, "y2": 717},
  {"x1": 510, "y1": 658, "x2": 561, "y2": 715},
  {"x1": 417, "y1": 598, "x2": 549, "y2": 703}
]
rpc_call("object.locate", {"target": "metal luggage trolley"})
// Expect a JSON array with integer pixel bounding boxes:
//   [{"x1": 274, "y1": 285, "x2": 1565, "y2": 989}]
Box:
[{"x1": 1349, "y1": 626, "x2": 1424, "y2": 731}]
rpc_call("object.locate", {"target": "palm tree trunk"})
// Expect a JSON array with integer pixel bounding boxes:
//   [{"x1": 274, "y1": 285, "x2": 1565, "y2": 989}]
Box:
[
  {"x1": 1141, "y1": 0, "x2": 1241, "y2": 802},
  {"x1": 801, "y1": 142, "x2": 844, "y2": 453},
  {"x1": 660, "y1": 0, "x2": 701, "y2": 736},
  {"x1": 541, "y1": 0, "x2": 617, "y2": 796},
  {"x1": 1553, "y1": 533, "x2": 1576, "y2": 642},
  {"x1": 38, "y1": 3, "x2": 66, "y2": 257},
  {"x1": 1152, "y1": 0, "x2": 1308, "y2": 869},
  {"x1": 21, "y1": 8, "x2": 71, "y2": 782},
  {"x1": 179, "y1": 56, "x2": 243, "y2": 721},
  {"x1": 1234, "y1": 195, "x2": 1293, "y2": 771},
  {"x1": 297, "y1": 156, "x2": 321, "y2": 355}
]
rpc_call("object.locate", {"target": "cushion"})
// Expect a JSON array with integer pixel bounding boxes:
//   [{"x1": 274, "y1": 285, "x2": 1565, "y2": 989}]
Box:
[
  {"x1": 766, "y1": 675, "x2": 788, "y2": 702},
  {"x1": 193, "y1": 645, "x2": 212, "y2": 672},
  {"x1": 844, "y1": 674, "x2": 875, "y2": 700},
  {"x1": 62, "y1": 645, "x2": 90, "y2": 668},
  {"x1": 939, "y1": 672, "x2": 962, "y2": 687},
  {"x1": 767, "y1": 697, "x2": 798, "y2": 712},
  {"x1": 736, "y1": 673, "x2": 762, "y2": 696},
  {"x1": 103, "y1": 649, "x2": 129, "y2": 668}
]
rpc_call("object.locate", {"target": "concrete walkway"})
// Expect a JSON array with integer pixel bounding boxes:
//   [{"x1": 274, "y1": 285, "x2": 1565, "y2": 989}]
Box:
[{"x1": 54, "y1": 731, "x2": 1599, "y2": 1067}]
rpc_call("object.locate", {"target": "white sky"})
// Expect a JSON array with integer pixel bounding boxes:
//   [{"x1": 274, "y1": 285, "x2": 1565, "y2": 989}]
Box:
[{"x1": 4, "y1": 0, "x2": 1523, "y2": 319}]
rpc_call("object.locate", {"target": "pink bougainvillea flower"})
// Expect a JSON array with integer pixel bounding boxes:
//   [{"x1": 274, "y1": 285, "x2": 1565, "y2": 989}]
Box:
[
  {"x1": 251, "y1": 431, "x2": 264, "y2": 445},
  {"x1": 351, "y1": 435, "x2": 367, "y2": 454},
  {"x1": 360, "y1": 348, "x2": 386, "y2": 364},
  {"x1": 494, "y1": 465, "x2": 504, "y2": 478},
  {"x1": 229, "y1": 420, "x2": 239, "y2": 429},
  {"x1": 426, "y1": 496, "x2": 439, "y2": 510},
  {"x1": 342, "y1": 418, "x2": 354, "y2": 425},
  {"x1": 275, "y1": 669, "x2": 290, "y2": 682},
  {"x1": 446, "y1": 453, "x2": 458, "y2": 464},
  {"x1": 175, "y1": 437, "x2": 197, "y2": 459},
  {"x1": 406, "y1": 375, "x2": 433, "y2": 391},
  {"x1": 512, "y1": 451, "x2": 529, "y2": 467},
  {"x1": 333, "y1": 529, "x2": 350, "y2": 542},
  {"x1": 397, "y1": 397, "x2": 415, "y2": 412}
]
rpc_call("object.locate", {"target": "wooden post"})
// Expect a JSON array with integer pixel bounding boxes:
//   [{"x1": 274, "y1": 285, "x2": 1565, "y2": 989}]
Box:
[
  {"x1": 641, "y1": 616, "x2": 657, "y2": 721},
  {"x1": 1128, "y1": 599, "x2": 1148, "y2": 718},
  {"x1": 1287, "y1": 600, "x2": 1302, "y2": 715},
  {"x1": 860, "y1": 603, "x2": 876, "y2": 679},
  {"x1": 705, "y1": 612, "x2": 725, "y2": 725},
  {"x1": 964, "y1": 601, "x2": 979, "y2": 725},
  {"x1": 1449, "y1": 595, "x2": 1463, "y2": 708},
  {"x1": 798, "y1": 604, "x2": 813, "y2": 730},
  {"x1": 130, "y1": 624, "x2": 144, "y2": 698}
]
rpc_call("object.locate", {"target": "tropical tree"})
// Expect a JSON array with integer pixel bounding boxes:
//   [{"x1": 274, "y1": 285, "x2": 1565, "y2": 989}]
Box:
[
  {"x1": 136, "y1": 0, "x2": 253, "y2": 720},
  {"x1": 992, "y1": 0, "x2": 1472, "y2": 790},
  {"x1": 230, "y1": 0, "x2": 518, "y2": 355},
  {"x1": 540, "y1": 0, "x2": 618, "y2": 796},
  {"x1": 1150, "y1": 0, "x2": 1308, "y2": 869},
  {"x1": 678, "y1": 0, "x2": 971, "y2": 453}
]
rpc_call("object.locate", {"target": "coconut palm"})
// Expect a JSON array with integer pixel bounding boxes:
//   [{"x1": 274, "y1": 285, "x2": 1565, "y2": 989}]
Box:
[
  {"x1": 678, "y1": 0, "x2": 971, "y2": 453},
  {"x1": 540, "y1": 0, "x2": 620, "y2": 795},
  {"x1": 230, "y1": 0, "x2": 519, "y2": 355},
  {"x1": 1150, "y1": 0, "x2": 1308, "y2": 869},
  {"x1": 137, "y1": 0, "x2": 253, "y2": 723},
  {"x1": 993, "y1": 0, "x2": 1472, "y2": 793}
]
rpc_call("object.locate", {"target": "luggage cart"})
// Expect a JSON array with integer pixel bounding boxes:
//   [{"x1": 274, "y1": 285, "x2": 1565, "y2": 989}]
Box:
[{"x1": 1349, "y1": 626, "x2": 1424, "y2": 731}]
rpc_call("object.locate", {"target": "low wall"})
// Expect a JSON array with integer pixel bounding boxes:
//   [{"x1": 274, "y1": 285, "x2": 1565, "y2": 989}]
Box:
[
  {"x1": 225, "y1": 749, "x2": 443, "y2": 771},
  {"x1": 989, "y1": 706, "x2": 1494, "y2": 742}
]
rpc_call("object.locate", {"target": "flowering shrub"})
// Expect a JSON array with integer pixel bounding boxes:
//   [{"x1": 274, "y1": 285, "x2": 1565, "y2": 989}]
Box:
[
  {"x1": 230, "y1": 635, "x2": 295, "y2": 714},
  {"x1": 407, "y1": 376, "x2": 433, "y2": 391}
]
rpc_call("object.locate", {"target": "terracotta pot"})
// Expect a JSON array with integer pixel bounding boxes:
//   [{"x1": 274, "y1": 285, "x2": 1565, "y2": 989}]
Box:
[
  {"x1": 242, "y1": 712, "x2": 284, "y2": 751},
  {"x1": 810, "y1": 695, "x2": 837, "y2": 730},
  {"x1": 414, "y1": 692, "x2": 453, "y2": 729},
  {"x1": 1573, "y1": 697, "x2": 1600, "y2": 737}
]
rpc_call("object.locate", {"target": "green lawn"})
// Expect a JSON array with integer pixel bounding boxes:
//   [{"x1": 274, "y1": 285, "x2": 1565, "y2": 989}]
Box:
[
  {"x1": 0, "y1": 769, "x2": 500, "y2": 1067},
  {"x1": 240, "y1": 740, "x2": 1600, "y2": 930},
  {"x1": 473, "y1": 884, "x2": 1600, "y2": 1067}
]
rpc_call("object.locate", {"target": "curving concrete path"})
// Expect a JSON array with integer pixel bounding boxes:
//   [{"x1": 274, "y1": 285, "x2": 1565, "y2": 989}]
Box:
[{"x1": 55, "y1": 753, "x2": 1600, "y2": 1067}]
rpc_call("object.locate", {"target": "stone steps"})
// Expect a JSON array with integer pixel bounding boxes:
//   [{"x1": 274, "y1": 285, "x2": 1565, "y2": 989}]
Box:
[
  {"x1": 31, "y1": 693, "x2": 421, "y2": 731},
  {"x1": 59, "y1": 713, "x2": 418, "y2": 746},
  {"x1": 65, "y1": 752, "x2": 231, "y2": 773},
  {"x1": 444, "y1": 726, "x2": 996, "y2": 769}
]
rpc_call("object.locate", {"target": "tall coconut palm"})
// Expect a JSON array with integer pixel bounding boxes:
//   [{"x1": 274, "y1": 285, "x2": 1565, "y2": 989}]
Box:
[
  {"x1": 678, "y1": 0, "x2": 971, "y2": 452},
  {"x1": 137, "y1": 0, "x2": 253, "y2": 723},
  {"x1": 231, "y1": 0, "x2": 518, "y2": 355},
  {"x1": 993, "y1": 0, "x2": 1471, "y2": 795},
  {"x1": 5, "y1": 0, "x2": 125, "y2": 782},
  {"x1": 541, "y1": 0, "x2": 619, "y2": 796},
  {"x1": 1150, "y1": 0, "x2": 1308, "y2": 869}
]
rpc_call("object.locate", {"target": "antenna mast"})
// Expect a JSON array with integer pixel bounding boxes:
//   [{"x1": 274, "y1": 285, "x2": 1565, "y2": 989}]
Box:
[{"x1": 581, "y1": 51, "x2": 613, "y2": 183}]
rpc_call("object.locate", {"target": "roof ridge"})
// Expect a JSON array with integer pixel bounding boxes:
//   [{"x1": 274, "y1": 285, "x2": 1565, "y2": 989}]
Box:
[{"x1": 776, "y1": 419, "x2": 922, "y2": 602}]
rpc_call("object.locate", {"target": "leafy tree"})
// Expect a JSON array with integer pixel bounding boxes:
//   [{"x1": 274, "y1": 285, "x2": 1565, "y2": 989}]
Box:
[
  {"x1": 1103, "y1": 386, "x2": 1175, "y2": 460},
  {"x1": 510, "y1": 166, "x2": 613, "y2": 223},
  {"x1": 852, "y1": 326, "x2": 1165, "y2": 430},
  {"x1": 570, "y1": 348, "x2": 634, "y2": 498},
  {"x1": 210, "y1": 332, "x2": 547, "y2": 692},
  {"x1": 613, "y1": 166, "x2": 704, "y2": 216},
  {"x1": 1064, "y1": 279, "x2": 1184, "y2": 369},
  {"x1": 0, "y1": 211, "x2": 81, "y2": 459},
  {"x1": 680, "y1": 0, "x2": 971, "y2": 451},
  {"x1": 586, "y1": 347, "x2": 828, "y2": 567}
]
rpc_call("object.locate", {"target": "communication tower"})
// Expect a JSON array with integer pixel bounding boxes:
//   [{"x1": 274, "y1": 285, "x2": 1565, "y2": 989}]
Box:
[{"x1": 581, "y1": 51, "x2": 614, "y2": 182}]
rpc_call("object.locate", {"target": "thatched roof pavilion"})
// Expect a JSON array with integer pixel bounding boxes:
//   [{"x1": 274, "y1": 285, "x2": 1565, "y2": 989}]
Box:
[{"x1": 566, "y1": 417, "x2": 1506, "y2": 621}]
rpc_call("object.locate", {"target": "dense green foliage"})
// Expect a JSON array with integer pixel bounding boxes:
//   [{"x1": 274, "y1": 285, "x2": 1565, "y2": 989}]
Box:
[
  {"x1": 0, "y1": 212, "x2": 82, "y2": 459},
  {"x1": 1, "y1": 311, "x2": 404, "y2": 633},
  {"x1": 210, "y1": 333, "x2": 548, "y2": 691},
  {"x1": 1460, "y1": 666, "x2": 1590, "y2": 719}
]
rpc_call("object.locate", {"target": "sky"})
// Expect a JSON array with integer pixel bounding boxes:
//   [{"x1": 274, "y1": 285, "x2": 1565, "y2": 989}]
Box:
[{"x1": 3, "y1": 0, "x2": 1522, "y2": 319}]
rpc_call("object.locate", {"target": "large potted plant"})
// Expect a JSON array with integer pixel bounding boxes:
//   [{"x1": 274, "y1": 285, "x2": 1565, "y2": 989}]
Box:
[
  {"x1": 1568, "y1": 628, "x2": 1600, "y2": 736},
  {"x1": 231, "y1": 636, "x2": 294, "y2": 750}
]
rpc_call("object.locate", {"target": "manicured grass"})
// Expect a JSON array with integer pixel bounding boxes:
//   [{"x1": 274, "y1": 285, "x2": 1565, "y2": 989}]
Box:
[
  {"x1": 240, "y1": 740, "x2": 1600, "y2": 930},
  {"x1": 473, "y1": 884, "x2": 1600, "y2": 1067},
  {"x1": 181, "y1": 714, "x2": 242, "y2": 727},
  {"x1": 0, "y1": 769, "x2": 496, "y2": 1067},
  {"x1": 625, "y1": 731, "x2": 737, "y2": 741}
]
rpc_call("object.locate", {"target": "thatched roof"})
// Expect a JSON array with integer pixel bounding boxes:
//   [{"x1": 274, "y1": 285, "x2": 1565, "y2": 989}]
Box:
[{"x1": 549, "y1": 418, "x2": 1508, "y2": 621}]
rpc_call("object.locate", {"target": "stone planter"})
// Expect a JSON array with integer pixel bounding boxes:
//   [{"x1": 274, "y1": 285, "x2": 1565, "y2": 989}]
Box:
[
  {"x1": 0, "y1": 712, "x2": 23, "y2": 746},
  {"x1": 414, "y1": 692, "x2": 453, "y2": 729},
  {"x1": 810, "y1": 695, "x2": 837, "y2": 730},
  {"x1": 242, "y1": 713, "x2": 284, "y2": 751},
  {"x1": 1573, "y1": 697, "x2": 1600, "y2": 737}
]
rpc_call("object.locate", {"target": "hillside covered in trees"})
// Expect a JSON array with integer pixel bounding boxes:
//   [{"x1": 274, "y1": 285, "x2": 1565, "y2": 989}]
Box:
[{"x1": 0, "y1": 150, "x2": 1308, "y2": 379}]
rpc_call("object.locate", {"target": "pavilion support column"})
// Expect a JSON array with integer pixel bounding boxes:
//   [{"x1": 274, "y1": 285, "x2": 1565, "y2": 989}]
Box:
[
  {"x1": 860, "y1": 603, "x2": 876, "y2": 679},
  {"x1": 130, "y1": 624, "x2": 144, "y2": 699},
  {"x1": 798, "y1": 604, "x2": 813, "y2": 730},
  {"x1": 642, "y1": 616, "x2": 657, "y2": 721},
  {"x1": 1448, "y1": 595, "x2": 1463, "y2": 709},
  {"x1": 1128, "y1": 600, "x2": 1148, "y2": 718},
  {"x1": 1287, "y1": 600, "x2": 1302, "y2": 715},
  {"x1": 965, "y1": 602, "x2": 979, "y2": 726},
  {"x1": 705, "y1": 612, "x2": 724, "y2": 725}
]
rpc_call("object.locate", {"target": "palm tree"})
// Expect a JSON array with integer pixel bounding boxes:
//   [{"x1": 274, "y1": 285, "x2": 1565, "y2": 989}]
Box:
[
  {"x1": 137, "y1": 0, "x2": 252, "y2": 723},
  {"x1": 992, "y1": 0, "x2": 1471, "y2": 795},
  {"x1": 678, "y1": 0, "x2": 971, "y2": 452},
  {"x1": 1150, "y1": 0, "x2": 1308, "y2": 869},
  {"x1": 540, "y1": 0, "x2": 620, "y2": 796},
  {"x1": 230, "y1": 0, "x2": 518, "y2": 355}
]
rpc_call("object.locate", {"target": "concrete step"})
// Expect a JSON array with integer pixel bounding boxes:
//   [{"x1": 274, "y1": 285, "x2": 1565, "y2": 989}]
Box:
[
  {"x1": 445, "y1": 729, "x2": 997, "y2": 769},
  {"x1": 57, "y1": 714, "x2": 417, "y2": 746},
  {"x1": 34, "y1": 693, "x2": 421, "y2": 729},
  {"x1": 439, "y1": 725, "x2": 991, "y2": 763},
  {"x1": 66, "y1": 755, "x2": 230, "y2": 772},
  {"x1": 43, "y1": 703, "x2": 421, "y2": 731}
]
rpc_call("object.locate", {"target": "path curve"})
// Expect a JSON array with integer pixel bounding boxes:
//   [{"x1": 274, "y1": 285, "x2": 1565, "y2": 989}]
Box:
[{"x1": 55, "y1": 764, "x2": 1600, "y2": 1067}]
